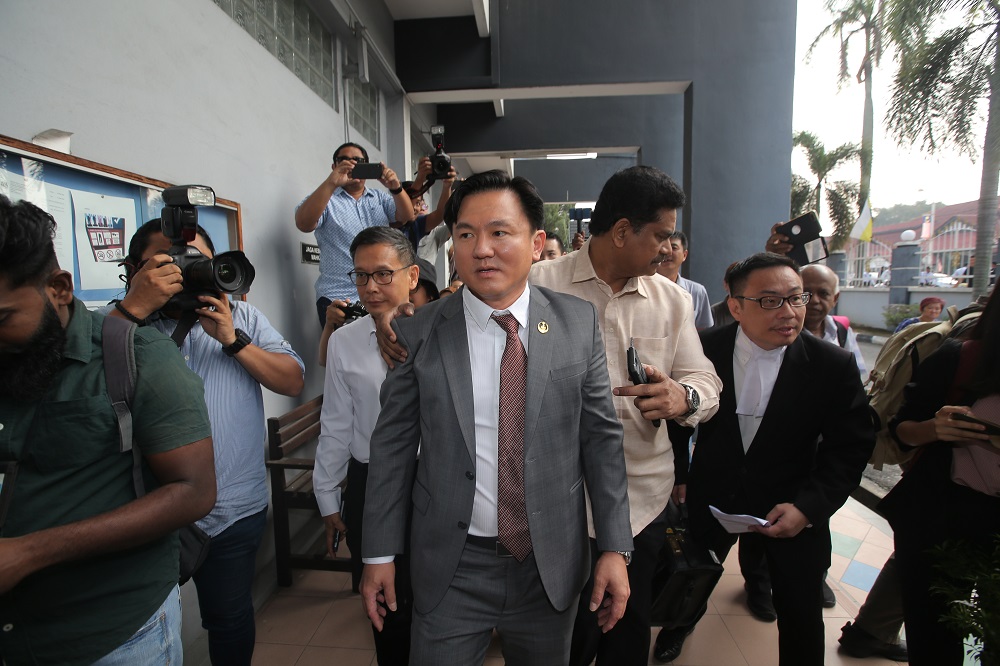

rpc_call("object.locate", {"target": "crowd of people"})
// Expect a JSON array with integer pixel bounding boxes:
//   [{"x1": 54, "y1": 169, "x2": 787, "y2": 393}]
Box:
[{"x1": 0, "y1": 144, "x2": 997, "y2": 666}]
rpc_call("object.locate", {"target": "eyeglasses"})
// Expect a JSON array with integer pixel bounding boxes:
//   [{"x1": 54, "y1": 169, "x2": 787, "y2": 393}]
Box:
[
  {"x1": 334, "y1": 155, "x2": 368, "y2": 164},
  {"x1": 348, "y1": 265, "x2": 412, "y2": 286},
  {"x1": 732, "y1": 292, "x2": 811, "y2": 309}
]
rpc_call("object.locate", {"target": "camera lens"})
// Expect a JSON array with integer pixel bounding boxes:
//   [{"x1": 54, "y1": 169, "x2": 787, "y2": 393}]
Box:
[
  {"x1": 210, "y1": 251, "x2": 256, "y2": 295},
  {"x1": 214, "y1": 258, "x2": 243, "y2": 291}
]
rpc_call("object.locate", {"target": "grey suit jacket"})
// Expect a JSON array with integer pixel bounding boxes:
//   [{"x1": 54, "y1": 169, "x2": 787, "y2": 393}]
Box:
[{"x1": 362, "y1": 285, "x2": 633, "y2": 614}]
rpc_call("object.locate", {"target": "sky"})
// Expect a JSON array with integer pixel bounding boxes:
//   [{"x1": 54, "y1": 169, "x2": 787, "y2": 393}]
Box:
[{"x1": 793, "y1": 2, "x2": 986, "y2": 214}]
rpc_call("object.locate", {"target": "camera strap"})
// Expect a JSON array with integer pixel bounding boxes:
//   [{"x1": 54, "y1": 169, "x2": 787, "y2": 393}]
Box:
[{"x1": 170, "y1": 311, "x2": 199, "y2": 348}]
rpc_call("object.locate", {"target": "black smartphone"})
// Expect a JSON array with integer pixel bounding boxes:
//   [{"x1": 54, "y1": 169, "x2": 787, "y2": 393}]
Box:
[
  {"x1": 351, "y1": 162, "x2": 384, "y2": 180},
  {"x1": 626, "y1": 338, "x2": 660, "y2": 427},
  {"x1": 775, "y1": 211, "x2": 828, "y2": 266},
  {"x1": 951, "y1": 412, "x2": 1000, "y2": 436}
]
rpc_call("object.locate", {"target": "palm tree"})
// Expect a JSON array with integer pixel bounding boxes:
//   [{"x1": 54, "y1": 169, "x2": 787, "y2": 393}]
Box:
[
  {"x1": 791, "y1": 173, "x2": 814, "y2": 217},
  {"x1": 884, "y1": 0, "x2": 1000, "y2": 298},
  {"x1": 793, "y1": 131, "x2": 861, "y2": 248},
  {"x1": 809, "y1": 0, "x2": 885, "y2": 214}
]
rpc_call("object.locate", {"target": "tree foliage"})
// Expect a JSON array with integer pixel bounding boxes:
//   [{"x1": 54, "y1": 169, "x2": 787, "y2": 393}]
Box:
[
  {"x1": 827, "y1": 180, "x2": 862, "y2": 249},
  {"x1": 791, "y1": 173, "x2": 814, "y2": 217},
  {"x1": 792, "y1": 131, "x2": 861, "y2": 242},
  {"x1": 883, "y1": 0, "x2": 1000, "y2": 298},
  {"x1": 872, "y1": 199, "x2": 946, "y2": 226},
  {"x1": 809, "y1": 0, "x2": 886, "y2": 211},
  {"x1": 543, "y1": 203, "x2": 570, "y2": 248}
]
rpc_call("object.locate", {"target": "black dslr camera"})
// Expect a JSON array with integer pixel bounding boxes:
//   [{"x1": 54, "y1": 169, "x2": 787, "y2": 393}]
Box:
[
  {"x1": 342, "y1": 301, "x2": 368, "y2": 324},
  {"x1": 160, "y1": 185, "x2": 256, "y2": 310},
  {"x1": 427, "y1": 125, "x2": 452, "y2": 184}
]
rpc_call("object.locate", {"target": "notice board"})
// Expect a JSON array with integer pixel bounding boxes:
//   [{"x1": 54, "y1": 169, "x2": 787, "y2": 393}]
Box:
[{"x1": 0, "y1": 134, "x2": 242, "y2": 307}]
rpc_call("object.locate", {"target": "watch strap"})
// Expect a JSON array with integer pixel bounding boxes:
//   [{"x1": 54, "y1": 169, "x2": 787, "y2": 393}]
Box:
[
  {"x1": 222, "y1": 328, "x2": 251, "y2": 357},
  {"x1": 680, "y1": 383, "x2": 699, "y2": 418}
]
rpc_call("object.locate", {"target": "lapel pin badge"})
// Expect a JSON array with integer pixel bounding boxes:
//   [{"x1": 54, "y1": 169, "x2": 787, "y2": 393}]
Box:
[{"x1": 537, "y1": 321, "x2": 549, "y2": 334}]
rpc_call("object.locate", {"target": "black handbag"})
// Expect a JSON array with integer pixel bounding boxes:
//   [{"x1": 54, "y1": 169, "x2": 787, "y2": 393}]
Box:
[
  {"x1": 650, "y1": 501, "x2": 724, "y2": 629},
  {"x1": 178, "y1": 524, "x2": 212, "y2": 585}
]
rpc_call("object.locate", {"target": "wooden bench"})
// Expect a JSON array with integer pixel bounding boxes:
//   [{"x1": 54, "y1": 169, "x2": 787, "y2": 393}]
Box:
[{"x1": 266, "y1": 394, "x2": 352, "y2": 586}]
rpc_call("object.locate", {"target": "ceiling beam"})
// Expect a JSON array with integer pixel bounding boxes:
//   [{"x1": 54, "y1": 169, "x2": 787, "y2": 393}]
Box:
[
  {"x1": 408, "y1": 81, "x2": 689, "y2": 105},
  {"x1": 472, "y1": 0, "x2": 490, "y2": 37}
]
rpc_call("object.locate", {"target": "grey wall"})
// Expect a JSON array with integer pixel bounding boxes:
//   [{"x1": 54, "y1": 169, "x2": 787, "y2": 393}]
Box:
[
  {"x1": 423, "y1": 0, "x2": 797, "y2": 298},
  {"x1": 0, "y1": 0, "x2": 402, "y2": 392},
  {"x1": 513, "y1": 156, "x2": 637, "y2": 204},
  {"x1": 0, "y1": 1, "x2": 400, "y2": 660}
]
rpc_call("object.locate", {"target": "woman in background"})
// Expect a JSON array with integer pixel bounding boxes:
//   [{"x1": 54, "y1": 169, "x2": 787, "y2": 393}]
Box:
[
  {"x1": 879, "y1": 286, "x2": 1000, "y2": 665},
  {"x1": 893, "y1": 296, "x2": 946, "y2": 332}
]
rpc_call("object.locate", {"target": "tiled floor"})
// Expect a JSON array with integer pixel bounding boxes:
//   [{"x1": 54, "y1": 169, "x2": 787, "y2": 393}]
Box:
[{"x1": 253, "y1": 497, "x2": 907, "y2": 665}]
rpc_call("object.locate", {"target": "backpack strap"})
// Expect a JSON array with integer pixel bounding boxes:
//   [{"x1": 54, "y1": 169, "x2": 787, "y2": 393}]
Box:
[
  {"x1": 834, "y1": 320, "x2": 848, "y2": 348},
  {"x1": 101, "y1": 315, "x2": 145, "y2": 497}
]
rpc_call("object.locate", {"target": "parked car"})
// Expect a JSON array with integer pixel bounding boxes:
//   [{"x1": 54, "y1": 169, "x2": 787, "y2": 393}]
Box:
[{"x1": 918, "y1": 271, "x2": 956, "y2": 287}]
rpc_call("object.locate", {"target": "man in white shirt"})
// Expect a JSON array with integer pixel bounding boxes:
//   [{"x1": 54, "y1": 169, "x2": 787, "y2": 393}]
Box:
[
  {"x1": 314, "y1": 226, "x2": 419, "y2": 665},
  {"x1": 359, "y1": 170, "x2": 633, "y2": 666},
  {"x1": 667, "y1": 253, "x2": 874, "y2": 665},
  {"x1": 801, "y1": 264, "x2": 866, "y2": 374}
]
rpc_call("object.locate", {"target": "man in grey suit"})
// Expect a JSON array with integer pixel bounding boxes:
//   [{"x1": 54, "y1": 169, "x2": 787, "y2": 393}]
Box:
[{"x1": 360, "y1": 170, "x2": 634, "y2": 666}]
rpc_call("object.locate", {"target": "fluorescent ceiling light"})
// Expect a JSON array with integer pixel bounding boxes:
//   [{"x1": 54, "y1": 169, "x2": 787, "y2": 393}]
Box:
[{"x1": 545, "y1": 152, "x2": 597, "y2": 160}]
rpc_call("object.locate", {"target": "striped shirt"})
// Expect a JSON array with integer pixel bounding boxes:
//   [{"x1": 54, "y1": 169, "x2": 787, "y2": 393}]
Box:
[
  {"x1": 300, "y1": 187, "x2": 398, "y2": 302},
  {"x1": 101, "y1": 300, "x2": 305, "y2": 536}
]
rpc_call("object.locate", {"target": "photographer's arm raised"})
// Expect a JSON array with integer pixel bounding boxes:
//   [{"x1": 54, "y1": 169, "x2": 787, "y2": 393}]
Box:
[
  {"x1": 295, "y1": 162, "x2": 353, "y2": 232},
  {"x1": 0, "y1": 437, "x2": 216, "y2": 595},
  {"x1": 423, "y1": 167, "x2": 457, "y2": 232},
  {"x1": 196, "y1": 293, "x2": 304, "y2": 397},
  {"x1": 377, "y1": 164, "x2": 412, "y2": 225}
]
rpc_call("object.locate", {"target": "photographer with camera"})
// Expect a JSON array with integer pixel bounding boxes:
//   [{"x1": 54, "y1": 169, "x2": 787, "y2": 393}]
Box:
[
  {"x1": 295, "y1": 142, "x2": 412, "y2": 329},
  {"x1": 110, "y1": 207, "x2": 304, "y2": 666},
  {"x1": 397, "y1": 155, "x2": 457, "y2": 252}
]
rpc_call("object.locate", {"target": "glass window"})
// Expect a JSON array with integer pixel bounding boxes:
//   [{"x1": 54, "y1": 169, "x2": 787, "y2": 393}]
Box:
[
  {"x1": 213, "y1": 0, "x2": 337, "y2": 109},
  {"x1": 346, "y1": 60, "x2": 380, "y2": 148}
]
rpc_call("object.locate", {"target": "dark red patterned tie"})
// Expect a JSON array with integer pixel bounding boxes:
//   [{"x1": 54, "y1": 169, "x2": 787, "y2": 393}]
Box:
[{"x1": 492, "y1": 312, "x2": 532, "y2": 561}]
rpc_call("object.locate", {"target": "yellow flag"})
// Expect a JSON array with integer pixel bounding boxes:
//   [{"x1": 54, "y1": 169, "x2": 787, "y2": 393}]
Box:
[{"x1": 850, "y1": 199, "x2": 874, "y2": 242}]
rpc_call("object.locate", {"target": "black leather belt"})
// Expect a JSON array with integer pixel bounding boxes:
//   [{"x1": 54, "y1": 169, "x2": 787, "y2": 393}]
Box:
[{"x1": 466, "y1": 534, "x2": 513, "y2": 558}]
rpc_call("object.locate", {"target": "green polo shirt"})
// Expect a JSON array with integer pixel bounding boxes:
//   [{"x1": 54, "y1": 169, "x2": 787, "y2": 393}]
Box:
[{"x1": 0, "y1": 299, "x2": 212, "y2": 665}]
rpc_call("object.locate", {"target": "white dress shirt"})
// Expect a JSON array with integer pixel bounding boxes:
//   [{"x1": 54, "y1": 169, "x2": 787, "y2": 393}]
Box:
[
  {"x1": 463, "y1": 284, "x2": 531, "y2": 537},
  {"x1": 733, "y1": 328, "x2": 787, "y2": 452},
  {"x1": 813, "y1": 315, "x2": 867, "y2": 376},
  {"x1": 314, "y1": 316, "x2": 387, "y2": 517}
]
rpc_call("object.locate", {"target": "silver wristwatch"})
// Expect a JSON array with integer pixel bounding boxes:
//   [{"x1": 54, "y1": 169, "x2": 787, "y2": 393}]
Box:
[
  {"x1": 613, "y1": 550, "x2": 632, "y2": 566},
  {"x1": 679, "y1": 383, "x2": 700, "y2": 418}
]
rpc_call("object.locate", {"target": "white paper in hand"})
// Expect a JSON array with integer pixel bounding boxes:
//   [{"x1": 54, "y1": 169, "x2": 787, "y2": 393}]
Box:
[{"x1": 709, "y1": 505, "x2": 771, "y2": 534}]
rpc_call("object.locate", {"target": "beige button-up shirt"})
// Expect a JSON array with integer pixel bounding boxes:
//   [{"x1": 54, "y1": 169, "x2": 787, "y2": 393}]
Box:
[{"x1": 530, "y1": 241, "x2": 722, "y2": 535}]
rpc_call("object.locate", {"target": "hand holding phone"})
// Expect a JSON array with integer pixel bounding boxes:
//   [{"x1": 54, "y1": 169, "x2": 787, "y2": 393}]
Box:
[
  {"x1": 774, "y1": 211, "x2": 828, "y2": 266},
  {"x1": 627, "y1": 338, "x2": 660, "y2": 427},
  {"x1": 351, "y1": 162, "x2": 384, "y2": 181},
  {"x1": 951, "y1": 412, "x2": 1000, "y2": 437}
]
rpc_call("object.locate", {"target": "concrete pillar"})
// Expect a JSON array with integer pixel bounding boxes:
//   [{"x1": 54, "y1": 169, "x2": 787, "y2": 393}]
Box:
[
  {"x1": 827, "y1": 251, "x2": 847, "y2": 288},
  {"x1": 890, "y1": 241, "x2": 921, "y2": 305}
]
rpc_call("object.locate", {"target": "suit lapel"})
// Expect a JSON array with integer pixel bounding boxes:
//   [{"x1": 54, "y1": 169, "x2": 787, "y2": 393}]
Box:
[
  {"x1": 435, "y1": 290, "x2": 477, "y2": 464},
  {"x1": 523, "y1": 288, "x2": 552, "y2": 451},
  {"x1": 705, "y1": 325, "x2": 746, "y2": 458}
]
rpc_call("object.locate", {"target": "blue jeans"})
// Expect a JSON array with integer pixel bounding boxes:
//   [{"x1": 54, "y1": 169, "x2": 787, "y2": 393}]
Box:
[
  {"x1": 92, "y1": 584, "x2": 182, "y2": 665},
  {"x1": 192, "y1": 508, "x2": 268, "y2": 666}
]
